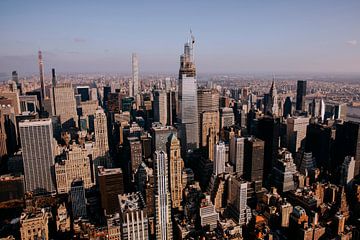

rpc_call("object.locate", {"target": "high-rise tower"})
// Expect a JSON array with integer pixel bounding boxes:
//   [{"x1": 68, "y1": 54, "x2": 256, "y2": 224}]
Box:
[
  {"x1": 178, "y1": 32, "x2": 199, "y2": 152},
  {"x1": 94, "y1": 107, "x2": 109, "y2": 157},
  {"x1": 38, "y1": 51, "x2": 46, "y2": 103},
  {"x1": 132, "y1": 53, "x2": 139, "y2": 97},
  {"x1": 19, "y1": 119, "x2": 55, "y2": 194},
  {"x1": 167, "y1": 133, "x2": 184, "y2": 209},
  {"x1": 154, "y1": 151, "x2": 172, "y2": 240},
  {"x1": 54, "y1": 83, "x2": 78, "y2": 129},
  {"x1": 269, "y1": 77, "x2": 279, "y2": 116},
  {"x1": 296, "y1": 80, "x2": 307, "y2": 112}
]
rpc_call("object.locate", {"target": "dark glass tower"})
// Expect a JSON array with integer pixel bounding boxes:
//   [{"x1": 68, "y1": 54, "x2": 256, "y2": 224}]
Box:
[{"x1": 296, "y1": 80, "x2": 307, "y2": 111}]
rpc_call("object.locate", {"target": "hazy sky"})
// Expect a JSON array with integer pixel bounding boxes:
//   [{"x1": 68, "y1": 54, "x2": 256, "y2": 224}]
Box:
[{"x1": 0, "y1": 0, "x2": 359, "y2": 74}]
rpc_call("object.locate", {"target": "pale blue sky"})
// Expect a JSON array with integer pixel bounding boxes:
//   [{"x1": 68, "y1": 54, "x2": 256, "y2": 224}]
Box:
[{"x1": 0, "y1": 0, "x2": 359, "y2": 74}]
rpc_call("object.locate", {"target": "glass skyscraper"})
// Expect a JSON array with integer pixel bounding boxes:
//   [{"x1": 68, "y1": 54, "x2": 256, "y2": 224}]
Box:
[{"x1": 177, "y1": 34, "x2": 199, "y2": 152}]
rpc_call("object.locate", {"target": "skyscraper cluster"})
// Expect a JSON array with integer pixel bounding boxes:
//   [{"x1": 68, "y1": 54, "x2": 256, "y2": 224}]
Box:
[{"x1": 0, "y1": 33, "x2": 359, "y2": 240}]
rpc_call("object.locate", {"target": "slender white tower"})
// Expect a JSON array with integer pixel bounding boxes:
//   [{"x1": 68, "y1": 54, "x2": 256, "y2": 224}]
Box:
[{"x1": 132, "y1": 53, "x2": 139, "y2": 97}]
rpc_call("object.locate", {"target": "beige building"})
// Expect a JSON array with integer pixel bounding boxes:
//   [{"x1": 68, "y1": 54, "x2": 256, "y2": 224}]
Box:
[
  {"x1": 197, "y1": 89, "x2": 219, "y2": 144},
  {"x1": 80, "y1": 100, "x2": 98, "y2": 116},
  {"x1": 54, "y1": 83, "x2": 78, "y2": 129},
  {"x1": 167, "y1": 134, "x2": 184, "y2": 209},
  {"x1": 201, "y1": 111, "x2": 219, "y2": 160},
  {"x1": 20, "y1": 209, "x2": 51, "y2": 240},
  {"x1": 94, "y1": 108, "x2": 109, "y2": 157},
  {"x1": 55, "y1": 145, "x2": 94, "y2": 194}
]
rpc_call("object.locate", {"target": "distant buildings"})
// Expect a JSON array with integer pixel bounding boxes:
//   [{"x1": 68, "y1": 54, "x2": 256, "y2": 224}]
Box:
[{"x1": 132, "y1": 53, "x2": 139, "y2": 97}]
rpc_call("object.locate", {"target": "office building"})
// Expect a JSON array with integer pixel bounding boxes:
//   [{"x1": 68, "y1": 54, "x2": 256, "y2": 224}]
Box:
[
  {"x1": 153, "y1": 90, "x2": 168, "y2": 126},
  {"x1": 299, "y1": 152, "x2": 316, "y2": 175},
  {"x1": 19, "y1": 119, "x2": 55, "y2": 194},
  {"x1": 70, "y1": 179, "x2": 87, "y2": 219},
  {"x1": 20, "y1": 208, "x2": 51, "y2": 240},
  {"x1": 271, "y1": 149, "x2": 298, "y2": 192},
  {"x1": 98, "y1": 167, "x2": 124, "y2": 215},
  {"x1": 153, "y1": 151, "x2": 172, "y2": 240},
  {"x1": 177, "y1": 33, "x2": 199, "y2": 152},
  {"x1": 305, "y1": 123, "x2": 336, "y2": 174},
  {"x1": 150, "y1": 123, "x2": 176, "y2": 152},
  {"x1": 118, "y1": 192, "x2": 148, "y2": 240},
  {"x1": 129, "y1": 137, "x2": 143, "y2": 179},
  {"x1": 167, "y1": 133, "x2": 184, "y2": 209},
  {"x1": 230, "y1": 136, "x2": 245, "y2": 175},
  {"x1": 244, "y1": 137, "x2": 265, "y2": 184},
  {"x1": 0, "y1": 174, "x2": 25, "y2": 203},
  {"x1": 94, "y1": 108, "x2": 109, "y2": 157},
  {"x1": 340, "y1": 156, "x2": 355, "y2": 186},
  {"x1": 77, "y1": 86, "x2": 90, "y2": 102},
  {"x1": 286, "y1": 116, "x2": 310, "y2": 154},
  {"x1": 296, "y1": 80, "x2": 307, "y2": 112},
  {"x1": 220, "y1": 107, "x2": 235, "y2": 129},
  {"x1": 213, "y1": 141, "x2": 226, "y2": 175},
  {"x1": 201, "y1": 111, "x2": 219, "y2": 160},
  {"x1": 197, "y1": 89, "x2": 219, "y2": 142},
  {"x1": 228, "y1": 175, "x2": 251, "y2": 225},
  {"x1": 255, "y1": 116, "x2": 281, "y2": 178},
  {"x1": 283, "y1": 96, "x2": 292, "y2": 117},
  {"x1": 54, "y1": 83, "x2": 78, "y2": 129},
  {"x1": 335, "y1": 121, "x2": 360, "y2": 176},
  {"x1": 55, "y1": 145, "x2": 94, "y2": 194},
  {"x1": 199, "y1": 194, "x2": 219, "y2": 230}
]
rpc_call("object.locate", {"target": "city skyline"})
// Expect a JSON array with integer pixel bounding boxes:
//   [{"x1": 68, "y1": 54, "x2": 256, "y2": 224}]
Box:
[{"x1": 1, "y1": 1, "x2": 360, "y2": 74}]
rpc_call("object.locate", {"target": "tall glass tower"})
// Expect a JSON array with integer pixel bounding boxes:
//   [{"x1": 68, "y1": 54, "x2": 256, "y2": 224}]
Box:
[{"x1": 177, "y1": 33, "x2": 199, "y2": 152}]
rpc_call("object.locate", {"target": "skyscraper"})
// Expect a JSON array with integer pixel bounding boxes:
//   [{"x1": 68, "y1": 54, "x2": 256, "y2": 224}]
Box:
[
  {"x1": 132, "y1": 53, "x2": 139, "y2": 97},
  {"x1": 286, "y1": 116, "x2": 310, "y2": 154},
  {"x1": 70, "y1": 179, "x2": 87, "y2": 219},
  {"x1": 19, "y1": 119, "x2": 55, "y2": 193},
  {"x1": 244, "y1": 137, "x2": 265, "y2": 184},
  {"x1": 94, "y1": 107, "x2": 109, "y2": 157},
  {"x1": 220, "y1": 107, "x2": 235, "y2": 129},
  {"x1": 228, "y1": 175, "x2": 251, "y2": 225},
  {"x1": 296, "y1": 80, "x2": 307, "y2": 112},
  {"x1": 153, "y1": 90, "x2": 168, "y2": 126},
  {"x1": 54, "y1": 83, "x2": 78, "y2": 129},
  {"x1": 197, "y1": 89, "x2": 219, "y2": 143},
  {"x1": 167, "y1": 133, "x2": 184, "y2": 209},
  {"x1": 268, "y1": 78, "x2": 279, "y2": 116},
  {"x1": 98, "y1": 166, "x2": 124, "y2": 214},
  {"x1": 38, "y1": 50, "x2": 46, "y2": 105},
  {"x1": 118, "y1": 192, "x2": 148, "y2": 240},
  {"x1": 230, "y1": 136, "x2": 245, "y2": 175},
  {"x1": 178, "y1": 33, "x2": 199, "y2": 152},
  {"x1": 213, "y1": 141, "x2": 226, "y2": 175},
  {"x1": 283, "y1": 96, "x2": 292, "y2": 117},
  {"x1": 154, "y1": 151, "x2": 172, "y2": 240},
  {"x1": 201, "y1": 111, "x2": 219, "y2": 160},
  {"x1": 55, "y1": 145, "x2": 94, "y2": 194}
]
